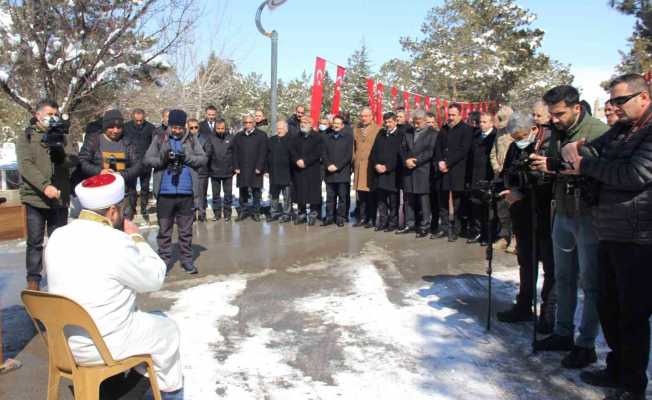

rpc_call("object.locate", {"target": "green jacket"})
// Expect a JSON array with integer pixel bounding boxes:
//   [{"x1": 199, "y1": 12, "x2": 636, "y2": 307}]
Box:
[
  {"x1": 546, "y1": 111, "x2": 609, "y2": 216},
  {"x1": 16, "y1": 122, "x2": 79, "y2": 209}
]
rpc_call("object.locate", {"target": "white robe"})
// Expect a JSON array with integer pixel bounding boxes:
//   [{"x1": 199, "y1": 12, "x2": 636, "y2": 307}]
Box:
[{"x1": 45, "y1": 214, "x2": 182, "y2": 392}]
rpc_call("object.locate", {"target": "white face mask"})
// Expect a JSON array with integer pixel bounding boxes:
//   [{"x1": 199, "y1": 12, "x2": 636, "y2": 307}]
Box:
[
  {"x1": 515, "y1": 139, "x2": 531, "y2": 150},
  {"x1": 319, "y1": 124, "x2": 328, "y2": 132}
]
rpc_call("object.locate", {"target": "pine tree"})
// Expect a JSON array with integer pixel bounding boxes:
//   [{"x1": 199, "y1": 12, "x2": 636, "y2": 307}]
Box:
[
  {"x1": 609, "y1": 0, "x2": 652, "y2": 73},
  {"x1": 341, "y1": 42, "x2": 374, "y2": 119}
]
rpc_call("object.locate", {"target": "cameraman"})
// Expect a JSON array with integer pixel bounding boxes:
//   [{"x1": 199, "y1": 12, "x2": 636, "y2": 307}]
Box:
[
  {"x1": 145, "y1": 110, "x2": 207, "y2": 274},
  {"x1": 79, "y1": 109, "x2": 142, "y2": 220},
  {"x1": 16, "y1": 99, "x2": 78, "y2": 290},
  {"x1": 530, "y1": 85, "x2": 609, "y2": 369},
  {"x1": 495, "y1": 112, "x2": 555, "y2": 335},
  {"x1": 561, "y1": 73, "x2": 652, "y2": 400}
]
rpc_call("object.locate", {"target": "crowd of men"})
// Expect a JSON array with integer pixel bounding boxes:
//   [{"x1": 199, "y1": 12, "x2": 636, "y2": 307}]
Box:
[{"x1": 12, "y1": 72, "x2": 652, "y2": 400}]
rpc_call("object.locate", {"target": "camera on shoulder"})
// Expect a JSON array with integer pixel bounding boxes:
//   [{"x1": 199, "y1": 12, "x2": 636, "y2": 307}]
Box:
[{"x1": 41, "y1": 115, "x2": 70, "y2": 148}]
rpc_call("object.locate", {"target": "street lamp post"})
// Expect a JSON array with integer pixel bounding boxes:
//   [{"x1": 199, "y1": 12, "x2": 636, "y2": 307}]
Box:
[{"x1": 256, "y1": 0, "x2": 287, "y2": 133}]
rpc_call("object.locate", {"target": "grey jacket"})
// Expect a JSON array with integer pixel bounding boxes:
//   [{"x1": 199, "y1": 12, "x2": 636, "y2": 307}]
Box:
[{"x1": 144, "y1": 129, "x2": 207, "y2": 197}]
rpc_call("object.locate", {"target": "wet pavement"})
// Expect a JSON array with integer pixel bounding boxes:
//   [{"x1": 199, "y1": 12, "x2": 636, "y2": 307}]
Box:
[{"x1": 1, "y1": 217, "x2": 650, "y2": 399}]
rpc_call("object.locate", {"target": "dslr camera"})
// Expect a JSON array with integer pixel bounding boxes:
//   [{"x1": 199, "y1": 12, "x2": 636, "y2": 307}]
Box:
[
  {"x1": 503, "y1": 143, "x2": 548, "y2": 189},
  {"x1": 167, "y1": 150, "x2": 186, "y2": 174}
]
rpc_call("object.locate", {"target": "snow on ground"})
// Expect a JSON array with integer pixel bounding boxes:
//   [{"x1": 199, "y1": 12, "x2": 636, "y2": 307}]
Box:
[{"x1": 163, "y1": 244, "x2": 606, "y2": 400}]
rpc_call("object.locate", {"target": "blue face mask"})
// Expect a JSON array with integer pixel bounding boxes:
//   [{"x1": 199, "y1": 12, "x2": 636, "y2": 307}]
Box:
[
  {"x1": 319, "y1": 124, "x2": 328, "y2": 132},
  {"x1": 515, "y1": 139, "x2": 531, "y2": 150}
]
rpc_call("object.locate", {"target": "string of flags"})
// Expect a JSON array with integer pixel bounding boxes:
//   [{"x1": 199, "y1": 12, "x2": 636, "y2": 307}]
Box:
[{"x1": 309, "y1": 56, "x2": 498, "y2": 128}]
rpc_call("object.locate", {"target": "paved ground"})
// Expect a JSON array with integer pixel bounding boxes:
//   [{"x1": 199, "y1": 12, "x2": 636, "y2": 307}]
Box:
[{"x1": 0, "y1": 217, "x2": 649, "y2": 399}]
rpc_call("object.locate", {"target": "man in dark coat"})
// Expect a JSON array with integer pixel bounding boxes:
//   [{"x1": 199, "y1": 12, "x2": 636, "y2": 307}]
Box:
[
  {"x1": 467, "y1": 112, "x2": 497, "y2": 245},
  {"x1": 207, "y1": 119, "x2": 234, "y2": 221},
  {"x1": 287, "y1": 105, "x2": 305, "y2": 138},
  {"x1": 434, "y1": 103, "x2": 474, "y2": 241},
  {"x1": 291, "y1": 116, "x2": 323, "y2": 225},
  {"x1": 267, "y1": 120, "x2": 293, "y2": 222},
  {"x1": 370, "y1": 112, "x2": 403, "y2": 232},
  {"x1": 397, "y1": 110, "x2": 438, "y2": 238},
  {"x1": 79, "y1": 109, "x2": 142, "y2": 220},
  {"x1": 232, "y1": 114, "x2": 268, "y2": 221},
  {"x1": 321, "y1": 116, "x2": 353, "y2": 226},
  {"x1": 199, "y1": 105, "x2": 218, "y2": 137},
  {"x1": 189, "y1": 118, "x2": 212, "y2": 221},
  {"x1": 123, "y1": 108, "x2": 155, "y2": 219}
]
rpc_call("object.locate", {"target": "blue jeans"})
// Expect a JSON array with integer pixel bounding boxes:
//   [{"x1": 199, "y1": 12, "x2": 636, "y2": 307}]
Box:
[{"x1": 552, "y1": 213, "x2": 601, "y2": 348}]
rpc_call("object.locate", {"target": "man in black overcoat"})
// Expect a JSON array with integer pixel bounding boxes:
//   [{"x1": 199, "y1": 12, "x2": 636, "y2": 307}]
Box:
[
  {"x1": 291, "y1": 116, "x2": 323, "y2": 225},
  {"x1": 321, "y1": 116, "x2": 353, "y2": 226},
  {"x1": 232, "y1": 114, "x2": 268, "y2": 222},
  {"x1": 267, "y1": 120, "x2": 293, "y2": 222}
]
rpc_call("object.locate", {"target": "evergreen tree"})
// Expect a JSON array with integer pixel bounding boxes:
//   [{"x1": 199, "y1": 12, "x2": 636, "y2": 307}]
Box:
[
  {"x1": 609, "y1": 0, "x2": 652, "y2": 73},
  {"x1": 341, "y1": 42, "x2": 374, "y2": 118}
]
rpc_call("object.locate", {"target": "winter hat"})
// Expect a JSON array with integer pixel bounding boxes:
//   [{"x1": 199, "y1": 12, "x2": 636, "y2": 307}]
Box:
[
  {"x1": 168, "y1": 109, "x2": 187, "y2": 127},
  {"x1": 75, "y1": 173, "x2": 125, "y2": 210},
  {"x1": 102, "y1": 109, "x2": 124, "y2": 130}
]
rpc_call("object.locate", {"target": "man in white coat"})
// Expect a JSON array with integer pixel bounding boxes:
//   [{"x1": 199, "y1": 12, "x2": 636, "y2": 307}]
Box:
[{"x1": 45, "y1": 173, "x2": 183, "y2": 399}]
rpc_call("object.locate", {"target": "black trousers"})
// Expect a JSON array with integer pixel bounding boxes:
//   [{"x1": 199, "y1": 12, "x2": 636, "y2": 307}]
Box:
[
  {"x1": 137, "y1": 169, "x2": 151, "y2": 214},
  {"x1": 469, "y1": 192, "x2": 491, "y2": 239},
  {"x1": 356, "y1": 190, "x2": 377, "y2": 224},
  {"x1": 210, "y1": 176, "x2": 233, "y2": 217},
  {"x1": 239, "y1": 187, "x2": 262, "y2": 216},
  {"x1": 156, "y1": 195, "x2": 194, "y2": 270},
  {"x1": 496, "y1": 198, "x2": 512, "y2": 239},
  {"x1": 405, "y1": 192, "x2": 431, "y2": 231},
  {"x1": 599, "y1": 241, "x2": 652, "y2": 395},
  {"x1": 195, "y1": 175, "x2": 210, "y2": 216},
  {"x1": 326, "y1": 182, "x2": 349, "y2": 222},
  {"x1": 429, "y1": 190, "x2": 440, "y2": 233},
  {"x1": 438, "y1": 191, "x2": 462, "y2": 233},
  {"x1": 269, "y1": 184, "x2": 292, "y2": 217},
  {"x1": 25, "y1": 204, "x2": 67, "y2": 283},
  {"x1": 376, "y1": 189, "x2": 399, "y2": 229}
]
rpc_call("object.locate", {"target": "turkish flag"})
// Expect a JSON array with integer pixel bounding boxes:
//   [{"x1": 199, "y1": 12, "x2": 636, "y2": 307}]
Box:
[
  {"x1": 414, "y1": 94, "x2": 421, "y2": 109},
  {"x1": 391, "y1": 86, "x2": 398, "y2": 110},
  {"x1": 310, "y1": 57, "x2": 326, "y2": 128},
  {"x1": 424, "y1": 96, "x2": 431, "y2": 112},
  {"x1": 443, "y1": 99, "x2": 449, "y2": 122},
  {"x1": 376, "y1": 82, "x2": 384, "y2": 125},
  {"x1": 331, "y1": 65, "x2": 346, "y2": 116},
  {"x1": 403, "y1": 92, "x2": 410, "y2": 115},
  {"x1": 367, "y1": 79, "x2": 376, "y2": 117},
  {"x1": 435, "y1": 97, "x2": 441, "y2": 127}
]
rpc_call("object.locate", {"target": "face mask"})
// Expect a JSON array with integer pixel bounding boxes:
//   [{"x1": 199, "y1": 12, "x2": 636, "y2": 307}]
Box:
[
  {"x1": 300, "y1": 126, "x2": 311, "y2": 134},
  {"x1": 515, "y1": 139, "x2": 531, "y2": 150},
  {"x1": 319, "y1": 124, "x2": 328, "y2": 132}
]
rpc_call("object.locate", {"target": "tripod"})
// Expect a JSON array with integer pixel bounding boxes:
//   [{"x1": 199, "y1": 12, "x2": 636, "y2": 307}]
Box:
[{"x1": 528, "y1": 184, "x2": 539, "y2": 354}]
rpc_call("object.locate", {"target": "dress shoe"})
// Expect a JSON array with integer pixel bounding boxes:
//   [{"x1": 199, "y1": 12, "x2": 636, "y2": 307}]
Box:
[
  {"x1": 27, "y1": 280, "x2": 40, "y2": 291},
  {"x1": 224, "y1": 215, "x2": 232, "y2": 222},
  {"x1": 198, "y1": 214, "x2": 207, "y2": 222},
  {"x1": 352, "y1": 220, "x2": 367, "y2": 227},
  {"x1": 251, "y1": 214, "x2": 261, "y2": 222},
  {"x1": 279, "y1": 215, "x2": 290, "y2": 223},
  {"x1": 268, "y1": 215, "x2": 279, "y2": 222},
  {"x1": 235, "y1": 214, "x2": 248, "y2": 222},
  {"x1": 183, "y1": 265, "x2": 199, "y2": 275},
  {"x1": 336, "y1": 221, "x2": 345, "y2": 227},
  {"x1": 307, "y1": 216, "x2": 316, "y2": 226},
  {"x1": 496, "y1": 304, "x2": 533, "y2": 323},
  {"x1": 364, "y1": 221, "x2": 375, "y2": 229},
  {"x1": 561, "y1": 346, "x2": 597, "y2": 369},
  {"x1": 466, "y1": 233, "x2": 481, "y2": 244},
  {"x1": 533, "y1": 334, "x2": 574, "y2": 352},
  {"x1": 447, "y1": 233, "x2": 458, "y2": 242},
  {"x1": 384, "y1": 226, "x2": 397, "y2": 233},
  {"x1": 212, "y1": 213, "x2": 221, "y2": 222},
  {"x1": 431, "y1": 231, "x2": 447, "y2": 239},
  {"x1": 416, "y1": 230, "x2": 428, "y2": 238},
  {"x1": 580, "y1": 368, "x2": 621, "y2": 389},
  {"x1": 479, "y1": 240, "x2": 489, "y2": 247},
  {"x1": 395, "y1": 226, "x2": 413, "y2": 235},
  {"x1": 321, "y1": 219, "x2": 334, "y2": 227},
  {"x1": 374, "y1": 225, "x2": 387, "y2": 232}
]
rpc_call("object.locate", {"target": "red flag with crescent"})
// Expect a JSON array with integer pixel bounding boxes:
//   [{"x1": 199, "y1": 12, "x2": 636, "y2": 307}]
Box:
[
  {"x1": 391, "y1": 86, "x2": 398, "y2": 109},
  {"x1": 414, "y1": 94, "x2": 422, "y2": 109},
  {"x1": 331, "y1": 65, "x2": 346, "y2": 116},
  {"x1": 403, "y1": 91, "x2": 410, "y2": 115},
  {"x1": 367, "y1": 79, "x2": 376, "y2": 116},
  {"x1": 443, "y1": 99, "x2": 449, "y2": 122},
  {"x1": 310, "y1": 57, "x2": 326, "y2": 128},
  {"x1": 435, "y1": 97, "x2": 441, "y2": 127},
  {"x1": 376, "y1": 82, "x2": 384, "y2": 125},
  {"x1": 424, "y1": 96, "x2": 431, "y2": 112}
]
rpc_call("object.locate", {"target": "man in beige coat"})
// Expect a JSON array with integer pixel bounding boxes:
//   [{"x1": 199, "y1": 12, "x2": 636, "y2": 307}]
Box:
[{"x1": 353, "y1": 107, "x2": 380, "y2": 228}]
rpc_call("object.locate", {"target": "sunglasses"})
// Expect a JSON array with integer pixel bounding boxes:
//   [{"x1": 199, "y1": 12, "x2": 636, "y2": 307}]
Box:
[
  {"x1": 188, "y1": 126, "x2": 199, "y2": 130},
  {"x1": 609, "y1": 92, "x2": 642, "y2": 107}
]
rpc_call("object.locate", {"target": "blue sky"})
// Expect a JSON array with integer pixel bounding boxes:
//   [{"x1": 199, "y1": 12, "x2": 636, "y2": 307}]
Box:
[{"x1": 197, "y1": 0, "x2": 635, "y2": 104}]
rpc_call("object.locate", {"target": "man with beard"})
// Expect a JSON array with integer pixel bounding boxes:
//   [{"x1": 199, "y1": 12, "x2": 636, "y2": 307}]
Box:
[
  {"x1": 233, "y1": 115, "x2": 268, "y2": 221},
  {"x1": 433, "y1": 103, "x2": 474, "y2": 241},
  {"x1": 268, "y1": 120, "x2": 294, "y2": 222},
  {"x1": 397, "y1": 110, "x2": 438, "y2": 238},
  {"x1": 123, "y1": 109, "x2": 155, "y2": 220},
  {"x1": 207, "y1": 119, "x2": 234, "y2": 221},
  {"x1": 321, "y1": 116, "x2": 353, "y2": 227},
  {"x1": 530, "y1": 85, "x2": 609, "y2": 369},
  {"x1": 467, "y1": 112, "x2": 497, "y2": 246},
  {"x1": 352, "y1": 107, "x2": 380, "y2": 228},
  {"x1": 79, "y1": 109, "x2": 142, "y2": 220},
  {"x1": 370, "y1": 112, "x2": 404, "y2": 232},
  {"x1": 291, "y1": 116, "x2": 323, "y2": 225},
  {"x1": 145, "y1": 110, "x2": 207, "y2": 274}
]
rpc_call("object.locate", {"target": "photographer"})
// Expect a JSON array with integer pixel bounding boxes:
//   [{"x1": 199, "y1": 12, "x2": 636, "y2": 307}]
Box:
[
  {"x1": 530, "y1": 85, "x2": 609, "y2": 369},
  {"x1": 495, "y1": 112, "x2": 556, "y2": 335},
  {"x1": 561, "y1": 73, "x2": 652, "y2": 400},
  {"x1": 145, "y1": 109, "x2": 207, "y2": 274},
  {"x1": 16, "y1": 99, "x2": 78, "y2": 291},
  {"x1": 79, "y1": 109, "x2": 142, "y2": 220}
]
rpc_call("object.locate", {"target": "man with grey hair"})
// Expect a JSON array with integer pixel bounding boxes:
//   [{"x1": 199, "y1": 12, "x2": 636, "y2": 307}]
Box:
[
  {"x1": 267, "y1": 120, "x2": 293, "y2": 222},
  {"x1": 233, "y1": 114, "x2": 268, "y2": 221},
  {"x1": 495, "y1": 112, "x2": 556, "y2": 336}
]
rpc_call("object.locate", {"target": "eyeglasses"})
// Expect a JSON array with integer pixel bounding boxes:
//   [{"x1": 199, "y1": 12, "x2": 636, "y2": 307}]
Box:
[
  {"x1": 609, "y1": 92, "x2": 642, "y2": 107},
  {"x1": 188, "y1": 126, "x2": 199, "y2": 130}
]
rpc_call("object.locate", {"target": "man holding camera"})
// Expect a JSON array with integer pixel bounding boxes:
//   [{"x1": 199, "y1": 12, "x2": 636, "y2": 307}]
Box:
[
  {"x1": 145, "y1": 109, "x2": 207, "y2": 274},
  {"x1": 80, "y1": 110, "x2": 142, "y2": 220},
  {"x1": 561, "y1": 73, "x2": 652, "y2": 400},
  {"x1": 530, "y1": 85, "x2": 609, "y2": 369},
  {"x1": 16, "y1": 99, "x2": 78, "y2": 291}
]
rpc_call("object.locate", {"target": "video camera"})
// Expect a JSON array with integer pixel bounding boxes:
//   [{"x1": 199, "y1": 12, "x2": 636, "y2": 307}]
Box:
[
  {"x1": 41, "y1": 116, "x2": 69, "y2": 148},
  {"x1": 502, "y1": 143, "x2": 551, "y2": 189},
  {"x1": 167, "y1": 150, "x2": 185, "y2": 174}
]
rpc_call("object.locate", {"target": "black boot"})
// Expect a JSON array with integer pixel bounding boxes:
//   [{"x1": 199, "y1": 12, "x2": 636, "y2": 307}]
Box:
[
  {"x1": 496, "y1": 304, "x2": 533, "y2": 323},
  {"x1": 533, "y1": 334, "x2": 574, "y2": 352},
  {"x1": 561, "y1": 345, "x2": 597, "y2": 369},
  {"x1": 536, "y1": 301, "x2": 556, "y2": 335},
  {"x1": 212, "y1": 208, "x2": 222, "y2": 221},
  {"x1": 580, "y1": 368, "x2": 621, "y2": 389}
]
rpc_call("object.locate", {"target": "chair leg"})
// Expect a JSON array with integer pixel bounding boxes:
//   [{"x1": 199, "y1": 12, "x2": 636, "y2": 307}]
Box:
[
  {"x1": 46, "y1": 367, "x2": 61, "y2": 400},
  {"x1": 145, "y1": 361, "x2": 162, "y2": 400}
]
